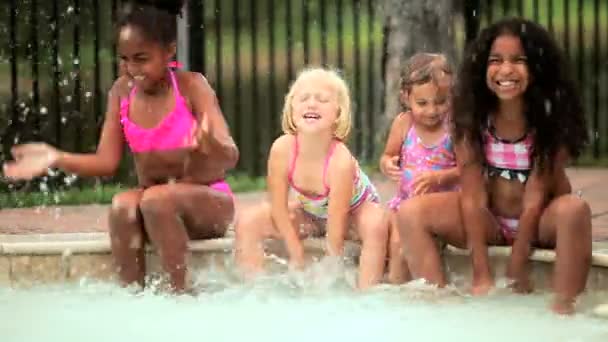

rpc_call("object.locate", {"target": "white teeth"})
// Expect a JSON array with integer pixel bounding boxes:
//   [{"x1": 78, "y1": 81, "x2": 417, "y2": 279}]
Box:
[
  {"x1": 134, "y1": 75, "x2": 145, "y2": 81},
  {"x1": 498, "y1": 80, "x2": 516, "y2": 86},
  {"x1": 303, "y1": 112, "x2": 320, "y2": 119}
]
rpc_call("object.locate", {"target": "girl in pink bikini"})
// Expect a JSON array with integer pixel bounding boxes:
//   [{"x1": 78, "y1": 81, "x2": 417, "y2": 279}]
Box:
[
  {"x1": 398, "y1": 18, "x2": 590, "y2": 314},
  {"x1": 235, "y1": 68, "x2": 387, "y2": 289},
  {"x1": 379, "y1": 53, "x2": 459, "y2": 284},
  {"x1": 3, "y1": 0, "x2": 238, "y2": 293}
]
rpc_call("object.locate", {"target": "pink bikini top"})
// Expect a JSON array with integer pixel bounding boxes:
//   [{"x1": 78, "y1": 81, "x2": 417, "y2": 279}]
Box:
[{"x1": 119, "y1": 70, "x2": 196, "y2": 153}]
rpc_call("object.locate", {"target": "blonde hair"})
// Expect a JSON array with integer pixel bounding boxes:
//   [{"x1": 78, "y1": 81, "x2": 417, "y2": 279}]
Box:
[{"x1": 281, "y1": 67, "x2": 352, "y2": 140}]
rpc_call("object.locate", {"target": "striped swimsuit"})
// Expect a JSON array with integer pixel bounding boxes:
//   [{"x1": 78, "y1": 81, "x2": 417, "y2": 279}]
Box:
[{"x1": 288, "y1": 136, "x2": 379, "y2": 220}]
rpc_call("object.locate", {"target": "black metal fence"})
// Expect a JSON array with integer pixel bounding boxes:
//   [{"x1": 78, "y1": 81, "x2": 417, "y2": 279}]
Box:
[
  {"x1": 465, "y1": 0, "x2": 608, "y2": 162},
  {"x1": 0, "y1": 0, "x2": 606, "y2": 188}
]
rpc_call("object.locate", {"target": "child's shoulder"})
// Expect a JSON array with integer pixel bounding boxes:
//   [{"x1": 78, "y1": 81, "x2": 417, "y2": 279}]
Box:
[
  {"x1": 393, "y1": 111, "x2": 412, "y2": 126},
  {"x1": 174, "y1": 71, "x2": 213, "y2": 94},
  {"x1": 327, "y1": 140, "x2": 357, "y2": 172},
  {"x1": 388, "y1": 111, "x2": 413, "y2": 138},
  {"x1": 269, "y1": 134, "x2": 296, "y2": 157}
]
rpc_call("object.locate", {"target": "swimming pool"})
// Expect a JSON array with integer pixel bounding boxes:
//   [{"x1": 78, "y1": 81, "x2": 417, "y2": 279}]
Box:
[
  {"x1": 2, "y1": 263, "x2": 608, "y2": 342},
  {"x1": 2, "y1": 234, "x2": 608, "y2": 342}
]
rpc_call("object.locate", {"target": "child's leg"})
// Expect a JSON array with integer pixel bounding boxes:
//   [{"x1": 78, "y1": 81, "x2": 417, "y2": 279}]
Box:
[
  {"x1": 352, "y1": 201, "x2": 390, "y2": 289},
  {"x1": 234, "y1": 201, "x2": 317, "y2": 276},
  {"x1": 387, "y1": 213, "x2": 411, "y2": 284},
  {"x1": 536, "y1": 194, "x2": 592, "y2": 314},
  {"x1": 108, "y1": 189, "x2": 146, "y2": 287},
  {"x1": 138, "y1": 183, "x2": 234, "y2": 292},
  {"x1": 398, "y1": 192, "x2": 502, "y2": 288}
]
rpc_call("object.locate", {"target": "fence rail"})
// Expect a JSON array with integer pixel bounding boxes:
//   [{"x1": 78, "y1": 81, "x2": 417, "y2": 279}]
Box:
[{"x1": 0, "y1": 0, "x2": 606, "y2": 190}]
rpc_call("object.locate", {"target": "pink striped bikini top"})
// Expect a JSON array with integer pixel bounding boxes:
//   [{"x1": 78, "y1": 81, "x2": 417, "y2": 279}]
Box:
[{"x1": 119, "y1": 70, "x2": 196, "y2": 153}]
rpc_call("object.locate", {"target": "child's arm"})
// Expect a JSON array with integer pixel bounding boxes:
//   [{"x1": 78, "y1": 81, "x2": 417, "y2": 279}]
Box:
[
  {"x1": 506, "y1": 167, "x2": 548, "y2": 292},
  {"x1": 379, "y1": 113, "x2": 412, "y2": 181},
  {"x1": 187, "y1": 73, "x2": 239, "y2": 170},
  {"x1": 507, "y1": 147, "x2": 571, "y2": 291},
  {"x1": 267, "y1": 135, "x2": 305, "y2": 267},
  {"x1": 4, "y1": 79, "x2": 126, "y2": 179},
  {"x1": 455, "y1": 140, "x2": 495, "y2": 291},
  {"x1": 433, "y1": 167, "x2": 460, "y2": 187},
  {"x1": 326, "y1": 144, "x2": 357, "y2": 256}
]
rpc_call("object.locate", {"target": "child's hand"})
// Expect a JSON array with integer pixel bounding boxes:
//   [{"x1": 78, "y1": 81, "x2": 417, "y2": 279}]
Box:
[
  {"x1": 507, "y1": 250, "x2": 534, "y2": 294},
  {"x1": 3, "y1": 143, "x2": 60, "y2": 181},
  {"x1": 288, "y1": 245, "x2": 306, "y2": 271},
  {"x1": 186, "y1": 112, "x2": 213, "y2": 155},
  {"x1": 381, "y1": 155, "x2": 401, "y2": 182},
  {"x1": 411, "y1": 171, "x2": 439, "y2": 196},
  {"x1": 506, "y1": 268, "x2": 534, "y2": 294}
]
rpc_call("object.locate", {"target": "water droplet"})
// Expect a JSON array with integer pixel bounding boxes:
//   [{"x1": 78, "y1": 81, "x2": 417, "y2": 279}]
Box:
[
  {"x1": 40, "y1": 107, "x2": 48, "y2": 114},
  {"x1": 73, "y1": 59, "x2": 79, "y2": 65},
  {"x1": 64, "y1": 174, "x2": 78, "y2": 186},
  {"x1": 85, "y1": 91, "x2": 92, "y2": 98},
  {"x1": 66, "y1": 95, "x2": 72, "y2": 103},
  {"x1": 67, "y1": 6, "x2": 74, "y2": 14}
]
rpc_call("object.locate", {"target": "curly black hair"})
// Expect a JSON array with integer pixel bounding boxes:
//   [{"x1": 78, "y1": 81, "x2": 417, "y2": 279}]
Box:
[
  {"x1": 117, "y1": 0, "x2": 186, "y2": 47},
  {"x1": 452, "y1": 17, "x2": 588, "y2": 171}
]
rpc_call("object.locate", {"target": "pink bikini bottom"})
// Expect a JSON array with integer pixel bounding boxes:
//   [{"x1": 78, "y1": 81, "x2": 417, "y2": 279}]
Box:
[
  {"x1": 496, "y1": 216, "x2": 519, "y2": 245},
  {"x1": 208, "y1": 179, "x2": 234, "y2": 199}
]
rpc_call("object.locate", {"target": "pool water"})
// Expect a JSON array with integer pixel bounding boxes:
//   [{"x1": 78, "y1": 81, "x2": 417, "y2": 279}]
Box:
[{"x1": 2, "y1": 258, "x2": 608, "y2": 342}]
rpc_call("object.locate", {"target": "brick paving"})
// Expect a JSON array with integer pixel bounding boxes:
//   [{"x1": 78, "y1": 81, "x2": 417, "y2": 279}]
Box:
[{"x1": 1, "y1": 168, "x2": 607, "y2": 240}]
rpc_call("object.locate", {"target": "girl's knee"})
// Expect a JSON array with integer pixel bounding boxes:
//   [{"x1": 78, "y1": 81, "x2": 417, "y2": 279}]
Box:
[
  {"x1": 235, "y1": 203, "x2": 272, "y2": 236},
  {"x1": 139, "y1": 188, "x2": 173, "y2": 219},
  {"x1": 555, "y1": 195, "x2": 592, "y2": 229},
  {"x1": 396, "y1": 199, "x2": 427, "y2": 235},
  {"x1": 360, "y1": 216, "x2": 389, "y2": 246},
  {"x1": 110, "y1": 193, "x2": 141, "y2": 226}
]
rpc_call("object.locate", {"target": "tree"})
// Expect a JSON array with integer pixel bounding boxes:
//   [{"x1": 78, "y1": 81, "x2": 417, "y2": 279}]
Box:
[{"x1": 381, "y1": 0, "x2": 456, "y2": 122}]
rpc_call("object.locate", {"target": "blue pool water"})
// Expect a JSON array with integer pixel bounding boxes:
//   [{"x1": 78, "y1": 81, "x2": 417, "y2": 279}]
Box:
[{"x1": 2, "y1": 260, "x2": 608, "y2": 342}]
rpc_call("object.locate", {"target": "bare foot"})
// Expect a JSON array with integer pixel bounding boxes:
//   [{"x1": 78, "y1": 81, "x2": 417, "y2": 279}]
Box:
[
  {"x1": 551, "y1": 297, "x2": 575, "y2": 315},
  {"x1": 471, "y1": 277, "x2": 495, "y2": 296}
]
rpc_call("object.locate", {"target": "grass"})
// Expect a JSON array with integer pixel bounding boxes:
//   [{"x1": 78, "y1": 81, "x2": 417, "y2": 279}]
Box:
[
  {"x1": 0, "y1": 172, "x2": 267, "y2": 209},
  {"x1": 1, "y1": 156, "x2": 606, "y2": 208}
]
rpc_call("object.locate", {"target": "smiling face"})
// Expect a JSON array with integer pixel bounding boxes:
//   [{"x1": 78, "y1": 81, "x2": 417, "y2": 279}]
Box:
[
  {"x1": 408, "y1": 81, "x2": 450, "y2": 129},
  {"x1": 117, "y1": 25, "x2": 175, "y2": 92},
  {"x1": 290, "y1": 75, "x2": 340, "y2": 136},
  {"x1": 486, "y1": 34, "x2": 530, "y2": 101}
]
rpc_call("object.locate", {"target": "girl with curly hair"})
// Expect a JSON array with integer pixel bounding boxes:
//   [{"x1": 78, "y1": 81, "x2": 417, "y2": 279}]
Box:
[{"x1": 397, "y1": 17, "x2": 590, "y2": 314}]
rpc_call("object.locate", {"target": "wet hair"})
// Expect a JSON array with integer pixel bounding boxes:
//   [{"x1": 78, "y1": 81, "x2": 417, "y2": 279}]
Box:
[
  {"x1": 399, "y1": 53, "x2": 454, "y2": 110},
  {"x1": 452, "y1": 17, "x2": 588, "y2": 170},
  {"x1": 281, "y1": 67, "x2": 352, "y2": 140},
  {"x1": 117, "y1": 0, "x2": 186, "y2": 46}
]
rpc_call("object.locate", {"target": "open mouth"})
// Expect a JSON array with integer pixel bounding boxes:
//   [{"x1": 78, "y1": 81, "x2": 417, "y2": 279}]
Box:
[
  {"x1": 303, "y1": 112, "x2": 321, "y2": 122},
  {"x1": 133, "y1": 75, "x2": 146, "y2": 82},
  {"x1": 495, "y1": 80, "x2": 519, "y2": 90}
]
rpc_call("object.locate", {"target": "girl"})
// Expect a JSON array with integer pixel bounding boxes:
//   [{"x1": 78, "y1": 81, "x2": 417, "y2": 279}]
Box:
[
  {"x1": 380, "y1": 53, "x2": 459, "y2": 284},
  {"x1": 398, "y1": 18, "x2": 590, "y2": 314},
  {"x1": 235, "y1": 68, "x2": 388, "y2": 289},
  {"x1": 3, "y1": 0, "x2": 238, "y2": 293}
]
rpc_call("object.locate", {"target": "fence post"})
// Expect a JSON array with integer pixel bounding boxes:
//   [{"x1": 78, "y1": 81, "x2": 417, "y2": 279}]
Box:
[{"x1": 464, "y1": 0, "x2": 481, "y2": 46}]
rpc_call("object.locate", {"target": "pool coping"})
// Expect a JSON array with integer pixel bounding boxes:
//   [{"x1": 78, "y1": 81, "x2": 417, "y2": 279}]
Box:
[{"x1": 1, "y1": 232, "x2": 608, "y2": 267}]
